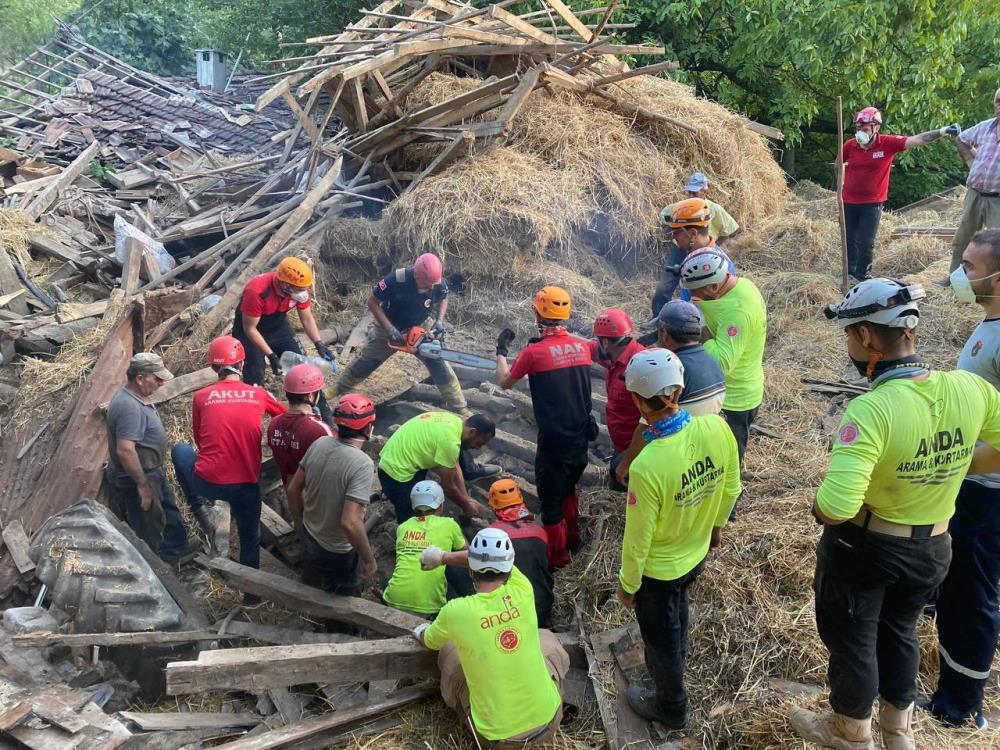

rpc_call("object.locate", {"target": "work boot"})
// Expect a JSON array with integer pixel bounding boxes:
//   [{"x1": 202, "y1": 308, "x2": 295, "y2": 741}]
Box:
[
  {"x1": 563, "y1": 491, "x2": 581, "y2": 550},
  {"x1": 544, "y1": 520, "x2": 570, "y2": 569},
  {"x1": 878, "y1": 699, "x2": 915, "y2": 750},
  {"x1": 192, "y1": 503, "x2": 221, "y2": 553},
  {"x1": 626, "y1": 684, "x2": 686, "y2": 729},
  {"x1": 463, "y1": 462, "x2": 502, "y2": 483},
  {"x1": 788, "y1": 707, "x2": 875, "y2": 750}
]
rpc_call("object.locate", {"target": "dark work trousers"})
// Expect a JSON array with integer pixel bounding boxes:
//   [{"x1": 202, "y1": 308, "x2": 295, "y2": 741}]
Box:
[
  {"x1": 930, "y1": 479, "x2": 1000, "y2": 724},
  {"x1": 171, "y1": 443, "x2": 262, "y2": 570},
  {"x1": 651, "y1": 242, "x2": 686, "y2": 317},
  {"x1": 844, "y1": 202, "x2": 883, "y2": 280},
  {"x1": 814, "y1": 522, "x2": 951, "y2": 719},
  {"x1": 108, "y1": 466, "x2": 189, "y2": 561},
  {"x1": 721, "y1": 407, "x2": 757, "y2": 519},
  {"x1": 233, "y1": 309, "x2": 333, "y2": 422},
  {"x1": 301, "y1": 529, "x2": 362, "y2": 596},
  {"x1": 534, "y1": 438, "x2": 588, "y2": 527},
  {"x1": 634, "y1": 561, "x2": 705, "y2": 720}
]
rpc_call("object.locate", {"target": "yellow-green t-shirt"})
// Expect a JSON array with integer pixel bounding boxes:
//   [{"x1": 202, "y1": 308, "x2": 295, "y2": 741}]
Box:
[
  {"x1": 620, "y1": 415, "x2": 741, "y2": 593},
  {"x1": 383, "y1": 514, "x2": 467, "y2": 615},
  {"x1": 423, "y1": 567, "x2": 561, "y2": 740},
  {"x1": 379, "y1": 411, "x2": 463, "y2": 482},
  {"x1": 817, "y1": 370, "x2": 1000, "y2": 525},
  {"x1": 661, "y1": 199, "x2": 740, "y2": 241},
  {"x1": 696, "y1": 277, "x2": 766, "y2": 411}
]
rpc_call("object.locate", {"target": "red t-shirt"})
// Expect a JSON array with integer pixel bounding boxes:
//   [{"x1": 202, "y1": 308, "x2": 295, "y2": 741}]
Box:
[
  {"x1": 240, "y1": 272, "x2": 312, "y2": 318},
  {"x1": 587, "y1": 337, "x2": 646, "y2": 453},
  {"x1": 842, "y1": 134, "x2": 908, "y2": 204},
  {"x1": 192, "y1": 380, "x2": 286, "y2": 484},
  {"x1": 267, "y1": 411, "x2": 334, "y2": 483}
]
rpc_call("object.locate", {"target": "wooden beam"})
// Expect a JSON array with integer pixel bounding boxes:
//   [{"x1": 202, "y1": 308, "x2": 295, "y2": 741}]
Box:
[
  {"x1": 13, "y1": 629, "x2": 221, "y2": 648},
  {"x1": 148, "y1": 367, "x2": 216, "y2": 405},
  {"x1": 543, "y1": 0, "x2": 595, "y2": 41},
  {"x1": 743, "y1": 118, "x2": 785, "y2": 141},
  {"x1": 22, "y1": 141, "x2": 100, "y2": 220},
  {"x1": 26, "y1": 232, "x2": 83, "y2": 266},
  {"x1": 198, "y1": 556, "x2": 427, "y2": 636},
  {"x1": 1, "y1": 520, "x2": 35, "y2": 574},
  {"x1": 216, "y1": 620, "x2": 358, "y2": 646},
  {"x1": 119, "y1": 711, "x2": 261, "y2": 731}
]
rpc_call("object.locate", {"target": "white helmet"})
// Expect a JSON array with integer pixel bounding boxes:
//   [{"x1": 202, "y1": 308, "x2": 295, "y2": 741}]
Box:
[
  {"x1": 410, "y1": 480, "x2": 445, "y2": 511},
  {"x1": 624, "y1": 348, "x2": 685, "y2": 399},
  {"x1": 824, "y1": 278, "x2": 924, "y2": 329},
  {"x1": 469, "y1": 527, "x2": 514, "y2": 574},
  {"x1": 680, "y1": 249, "x2": 729, "y2": 290}
]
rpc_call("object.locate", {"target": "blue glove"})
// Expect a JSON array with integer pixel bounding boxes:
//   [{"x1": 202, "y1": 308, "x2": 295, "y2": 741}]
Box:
[{"x1": 941, "y1": 123, "x2": 961, "y2": 138}]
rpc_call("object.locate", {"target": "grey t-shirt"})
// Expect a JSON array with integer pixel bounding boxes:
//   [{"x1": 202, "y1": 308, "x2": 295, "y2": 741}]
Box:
[
  {"x1": 958, "y1": 317, "x2": 1000, "y2": 488},
  {"x1": 300, "y1": 437, "x2": 374, "y2": 553},
  {"x1": 106, "y1": 386, "x2": 167, "y2": 478}
]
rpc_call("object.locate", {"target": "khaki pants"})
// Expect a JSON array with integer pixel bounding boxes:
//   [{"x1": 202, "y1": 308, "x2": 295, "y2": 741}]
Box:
[
  {"x1": 950, "y1": 187, "x2": 1000, "y2": 270},
  {"x1": 439, "y1": 629, "x2": 569, "y2": 748}
]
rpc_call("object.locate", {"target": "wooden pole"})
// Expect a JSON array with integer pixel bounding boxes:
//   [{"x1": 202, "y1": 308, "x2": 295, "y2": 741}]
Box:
[{"x1": 836, "y1": 95, "x2": 850, "y2": 291}]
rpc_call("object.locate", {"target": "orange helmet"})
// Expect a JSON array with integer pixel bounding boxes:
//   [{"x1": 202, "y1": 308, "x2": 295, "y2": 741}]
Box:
[
  {"x1": 532, "y1": 285, "x2": 571, "y2": 320},
  {"x1": 276, "y1": 257, "x2": 313, "y2": 287},
  {"x1": 667, "y1": 198, "x2": 713, "y2": 229},
  {"x1": 489, "y1": 478, "x2": 524, "y2": 511},
  {"x1": 334, "y1": 393, "x2": 376, "y2": 430}
]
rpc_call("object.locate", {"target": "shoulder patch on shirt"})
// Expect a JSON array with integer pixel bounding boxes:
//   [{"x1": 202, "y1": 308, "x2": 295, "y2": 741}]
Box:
[
  {"x1": 627, "y1": 491, "x2": 638, "y2": 507},
  {"x1": 972, "y1": 340, "x2": 984, "y2": 357},
  {"x1": 727, "y1": 325, "x2": 739, "y2": 337},
  {"x1": 838, "y1": 423, "x2": 860, "y2": 445}
]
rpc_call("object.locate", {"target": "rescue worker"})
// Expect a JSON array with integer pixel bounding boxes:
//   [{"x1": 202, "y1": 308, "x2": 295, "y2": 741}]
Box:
[
  {"x1": 171, "y1": 336, "x2": 285, "y2": 574},
  {"x1": 789, "y1": 278, "x2": 1000, "y2": 750},
  {"x1": 617, "y1": 348, "x2": 740, "y2": 728},
  {"x1": 414, "y1": 527, "x2": 570, "y2": 747},
  {"x1": 328, "y1": 253, "x2": 469, "y2": 414},
  {"x1": 661, "y1": 172, "x2": 740, "y2": 244},
  {"x1": 843, "y1": 106, "x2": 960, "y2": 281},
  {"x1": 924, "y1": 229, "x2": 1000, "y2": 729},
  {"x1": 586, "y1": 308, "x2": 645, "y2": 455},
  {"x1": 680, "y1": 249, "x2": 766, "y2": 476},
  {"x1": 267, "y1": 363, "x2": 334, "y2": 486},
  {"x1": 105, "y1": 353, "x2": 192, "y2": 562},
  {"x1": 286, "y1": 393, "x2": 378, "y2": 595},
  {"x1": 496, "y1": 285, "x2": 595, "y2": 568},
  {"x1": 383, "y1": 480, "x2": 468, "y2": 617},
  {"x1": 378, "y1": 411, "x2": 498, "y2": 523},
  {"x1": 233, "y1": 256, "x2": 333, "y2": 419},
  {"x1": 650, "y1": 198, "x2": 737, "y2": 316}
]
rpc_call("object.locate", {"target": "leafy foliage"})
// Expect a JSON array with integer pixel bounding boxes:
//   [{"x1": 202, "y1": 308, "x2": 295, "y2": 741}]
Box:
[{"x1": 0, "y1": 0, "x2": 81, "y2": 67}]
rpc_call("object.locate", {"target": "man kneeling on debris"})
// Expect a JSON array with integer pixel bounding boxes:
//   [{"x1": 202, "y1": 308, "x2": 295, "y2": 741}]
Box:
[
  {"x1": 616, "y1": 348, "x2": 740, "y2": 729},
  {"x1": 414, "y1": 527, "x2": 569, "y2": 748},
  {"x1": 171, "y1": 336, "x2": 285, "y2": 574},
  {"x1": 105, "y1": 353, "x2": 193, "y2": 563},
  {"x1": 377, "y1": 411, "x2": 499, "y2": 523},
  {"x1": 287, "y1": 393, "x2": 379, "y2": 596}
]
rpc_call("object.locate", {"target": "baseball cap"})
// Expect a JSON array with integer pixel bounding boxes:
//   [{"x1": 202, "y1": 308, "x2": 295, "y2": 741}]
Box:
[
  {"x1": 130, "y1": 352, "x2": 174, "y2": 380},
  {"x1": 657, "y1": 300, "x2": 704, "y2": 337},
  {"x1": 685, "y1": 172, "x2": 709, "y2": 192}
]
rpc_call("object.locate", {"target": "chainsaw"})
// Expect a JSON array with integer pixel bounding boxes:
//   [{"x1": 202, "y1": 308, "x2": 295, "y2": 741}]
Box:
[{"x1": 389, "y1": 326, "x2": 497, "y2": 371}]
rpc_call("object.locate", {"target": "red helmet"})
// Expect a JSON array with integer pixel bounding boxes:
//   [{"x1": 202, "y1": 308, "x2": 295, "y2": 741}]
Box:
[
  {"x1": 594, "y1": 308, "x2": 634, "y2": 338},
  {"x1": 334, "y1": 393, "x2": 376, "y2": 430},
  {"x1": 283, "y1": 363, "x2": 325, "y2": 395},
  {"x1": 853, "y1": 107, "x2": 882, "y2": 125},
  {"x1": 208, "y1": 335, "x2": 245, "y2": 366},
  {"x1": 413, "y1": 253, "x2": 443, "y2": 287}
]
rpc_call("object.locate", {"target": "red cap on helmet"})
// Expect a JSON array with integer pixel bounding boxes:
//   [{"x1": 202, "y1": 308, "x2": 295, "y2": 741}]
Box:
[
  {"x1": 334, "y1": 393, "x2": 376, "y2": 430},
  {"x1": 208, "y1": 336, "x2": 245, "y2": 366},
  {"x1": 594, "y1": 308, "x2": 634, "y2": 338},
  {"x1": 413, "y1": 253, "x2": 443, "y2": 287},
  {"x1": 853, "y1": 106, "x2": 882, "y2": 125},
  {"x1": 283, "y1": 363, "x2": 325, "y2": 395}
]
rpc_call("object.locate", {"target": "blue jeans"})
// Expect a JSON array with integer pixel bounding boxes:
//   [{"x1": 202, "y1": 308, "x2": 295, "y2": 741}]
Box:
[{"x1": 171, "y1": 443, "x2": 261, "y2": 570}]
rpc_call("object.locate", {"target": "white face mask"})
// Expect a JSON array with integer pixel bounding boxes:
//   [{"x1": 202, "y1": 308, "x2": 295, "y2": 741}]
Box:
[
  {"x1": 290, "y1": 290, "x2": 310, "y2": 304},
  {"x1": 950, "y1": 266, "x2": 1000, "y2": 304},
  {"x1": 855, "y1": 130, "x2": 872, "y2": 146}
]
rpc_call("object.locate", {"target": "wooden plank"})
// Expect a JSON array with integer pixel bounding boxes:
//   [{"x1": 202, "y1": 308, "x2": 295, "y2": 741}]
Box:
[
  {"x1": 149, "y1": 367, "x2": 216, "y2": 405},
  {"x1": 1, "y1": 520, "x2": 35, "y2": 574},
  {"x1": 488, "y1": 5, "x2": 563, "y2": 44},
  {"x1": 544, "y1": 0, "x2": 595, "y2": 41},
  {"x1": 120, "y1": 236, "x2": 143, "y2": 297},
  {"x1": 22, "y1": 141, "x2": 100, "y2": 220},
  {"x1": 0, "y1": 249, "x2": 29, "y2": 316},
  {"x1": 208, "y1": 686, "x2": 433, "y2": 750},
  {"x1": 13, "y1": 629, "x2": 221, "y2": 648},
  {"x1": 119, "y1": 711, "x2": 261, "y2": 732},
  {"x1": 590, "y1": 60, "x2": 680, "y2": 86},
  {"x1": 215, "y1": 620, "x2": 358, "y2": 646},
  {"x1": 198, "y1": 556, "x2": 427, "y2": 636},
  {"x1": 26, "y1": 232, "x2": 83, "y2": 266},
  {"x1": 743, "y1": 119, "x2": 785, "y2": 141},
  {"x1": 590, "y1": 86, "x2": 698, "y2": 133}
]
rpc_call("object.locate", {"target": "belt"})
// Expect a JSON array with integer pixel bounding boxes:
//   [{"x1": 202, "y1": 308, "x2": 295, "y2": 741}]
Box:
[
  {"x1": 849, "y1": 509, "x2": 948, "y2": 539},
  {"x1": 973, "y1": 188, "x2": 1000, "y2": 198}
]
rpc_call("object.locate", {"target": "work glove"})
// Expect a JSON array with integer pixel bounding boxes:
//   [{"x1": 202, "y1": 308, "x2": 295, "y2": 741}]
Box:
[
  {"x1": 411, "y1": 622, "x2": 430, "y2": 644},
  {"x1": 496, "y1": 328, "x2": 516, "y2": 357},
  {"x1": 314, "y1": 340, "x2": 334, "y2": 362},
  {"x1": 420, "y1": 545, "x2": 445, "y2": 571},
  {"x1": 430, "y1": 320, "x2": 446, "y2": 339},
  {"x1": 940, "y1": 123, "x2": 961, "y2": 138},
  {"x1": 267, "y1": 352, "x2": 281, "y2": 377},
  {"x1": 387, "y1": 326, "x2": 405, "y2": 346}
]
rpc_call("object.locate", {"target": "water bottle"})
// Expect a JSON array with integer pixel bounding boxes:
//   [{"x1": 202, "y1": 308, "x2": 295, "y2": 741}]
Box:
[{"x1": 279, "y1": 350, "x2": 337, "y2": 376}]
